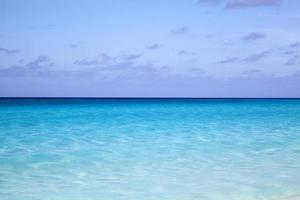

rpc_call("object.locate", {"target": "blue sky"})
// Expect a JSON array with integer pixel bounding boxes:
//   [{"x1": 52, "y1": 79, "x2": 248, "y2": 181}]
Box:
[{"x1": 0, "y1": 0, "x2": 300, "y2": 97}]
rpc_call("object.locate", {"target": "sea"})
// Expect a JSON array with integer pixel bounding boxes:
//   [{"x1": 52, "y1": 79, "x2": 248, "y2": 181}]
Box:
[{"x1": 0, "y1": 98, "x2": 300, "y2": 200}]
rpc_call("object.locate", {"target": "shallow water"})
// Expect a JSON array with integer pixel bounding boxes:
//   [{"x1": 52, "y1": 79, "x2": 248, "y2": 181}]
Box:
[{"x1": 0, "y1": 99, "x2": 300, "y2": 200}]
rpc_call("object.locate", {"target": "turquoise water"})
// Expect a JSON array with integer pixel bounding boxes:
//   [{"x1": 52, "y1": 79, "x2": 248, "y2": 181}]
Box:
[{"x1": 0, "y1": 99, "x2": 300, "y2": 200}]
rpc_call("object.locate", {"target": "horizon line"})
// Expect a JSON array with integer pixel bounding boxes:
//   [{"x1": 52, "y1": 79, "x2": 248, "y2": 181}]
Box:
[{"x1": 1, "y1": 97, "x2": 300, "y2": 99}]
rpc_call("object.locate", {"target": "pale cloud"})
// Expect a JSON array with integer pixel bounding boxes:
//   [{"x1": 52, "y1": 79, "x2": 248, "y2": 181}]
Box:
[
  {"x1": 217, "y1": 57, "x2": 240, "y2": 64},
  {"x1": 198, "y1": 0, "x2": 222, "y2": 5},
  {"x1": 171, "y1": 26, "x2": 189, "y2": 35},
  {"x1": 74, "y1": 54, "x2": 112, "y2": 66},
  {"x1": 178, "y1": 51, "x2": 198, "y2": 56},
  {"x1": 122, "y1": 54, "x2": 142, "y2": 60},
  {"x1": 217, "y1": 50, "x2": 271, "y2": 64},
  {"x1": 26, "y1": 56, "x2": 51, "y2": 69},
  {"x1": 289, "y1": 42, "x2": 300, "y2": 48},
  {"x1": 285, "y1": 55, "x2": 300, "y2": 66},
  {"x1": 70, "y1": 42, "x2": 80, "y2": 48},
  {"x1": 225, "y1": 0, "x2": 281, "y2": 10},
  {"x1": 146, "y1": 44, "x2": 163, "y2": 50},
  {"x1": 242, "y1": 51, "x2": 271, "y2": 62},
  {"x1": 0, "y1": 47, "x2": 19, "y2": 55},
  {"x1": 242, "y1": 32, "x2": 266, "y2": 42}
]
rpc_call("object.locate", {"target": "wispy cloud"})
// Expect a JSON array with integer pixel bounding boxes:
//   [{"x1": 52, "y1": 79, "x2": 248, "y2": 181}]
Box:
[
  {"x1": 146, "y1": 44, "x2": 163, "y2": 50},
  {"x1": 115, "y1": 63, "x2": 170, "y2": 81},
  {"x1": 26, "y1": 56, "x2": 52, "y2": 69},
  {"x1": 242, "y1": 69, "x2": 262, "y2": 75},
  {"x1": 242, "y1": 51, "x2": 270, "y2": 62},
  {"x1": 178, "y1": 51, "x2": 198, "y2": 56},
  {"x1": 0, "y1": 50, "x2": 172, "y2": 81},
  {"x1": 197, "y1": 0, "x2": 281, "y2": 10},
  {"x1": 171, "y1": 26, "x2": 189, "y2": 35},
  {"x1": 101, "y1": 62, "x2": 133, "y2": 71},
  {"x1": 289, "y1": 42, "x2": 300, "y2": 48},
  {"x1": 225, "y1": 0, "x2": 281, "y2": 10},
  {"x1": 285, "y1": 55, "x2": 300, "y2": 66},
  {"x1": 205, "y1": 34, "x2": 216, "y2": 39},
  {"x1": 122, "y1": 54, "x2": 142, "y2": 60},
  {"x1": 217, "y1": 57, "x2": 240, "y2": 64},
  {"x1": 223, "y1": 41, "x2": 234, "y2": 46},
  {"x1": 74, "y1": 54, "x2": 112, "y2": 66},
  {"x1": 242, "y1": 32, "x2": 266, "y2": 42},
  {"x1": 217, "y1": 50, "x2": 271, "y2": 64},
  {"x1": 0, "y1": 56, "x2": 53, "y2": 77},
  {"x1": 70, "y1": 42, "x2": 80, "y2": 48},
  {"x1": 0, "y1": 47, "x2": 19, "y2": 55},
  {"x1": 285, "y1": 50, "x2": 298, "y2": 55},
  {"x1": 198, "y1": 0, "x2": 222, "y2": 5},
  {"x1": 74, "y1": 53, "x2": 142, "y2": 67}
]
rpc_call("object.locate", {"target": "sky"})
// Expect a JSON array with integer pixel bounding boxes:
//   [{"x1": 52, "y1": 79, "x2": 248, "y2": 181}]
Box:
[{"x1": 0, "y1": 0, "x2": 300, "y2": 97}]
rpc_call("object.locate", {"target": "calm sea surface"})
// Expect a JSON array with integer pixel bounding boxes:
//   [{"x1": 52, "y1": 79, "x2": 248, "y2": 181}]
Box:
[{"x1": 0, "y1": 99, "x2": 300, "y2": 200}]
